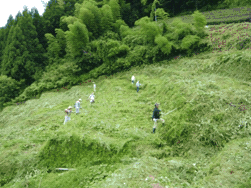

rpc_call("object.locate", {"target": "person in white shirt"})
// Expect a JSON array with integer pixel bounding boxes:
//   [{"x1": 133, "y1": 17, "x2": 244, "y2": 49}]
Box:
[
  {"x1": 136, "y1": 81, "x2": 141, "y2": 92},
  {"x1": 64, "y1": 106, "x2": 74, "y2": 124},
  {"x1": 93, "y1": 82, "x2": 96, "y2": 92},
  {"x1": 89, "y1": 93, "x2": 95, "y2": 105},
  {"x1": 75, "y1": 99, "x2": 82, "y2": 114},
  {"x1": 131, "y1": 75, "x2": 135, "y2": 84}
]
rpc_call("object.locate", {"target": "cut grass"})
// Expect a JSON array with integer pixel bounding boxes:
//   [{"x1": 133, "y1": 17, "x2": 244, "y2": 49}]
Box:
[
  {"x1": 166, "y1": 6, "x2": 251, "y2": 25},
  {"x1": 1, "y1": 18, "x2": 251, "y2": 188}
]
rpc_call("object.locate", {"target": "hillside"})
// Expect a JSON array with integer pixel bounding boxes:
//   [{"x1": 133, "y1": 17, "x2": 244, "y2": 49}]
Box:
[
  {"x1": 166, "y1": 6, "x2": 251, "y2": 24},
  {"x1": 1, "y1": 21, "x2": 251, "y2": 188}
]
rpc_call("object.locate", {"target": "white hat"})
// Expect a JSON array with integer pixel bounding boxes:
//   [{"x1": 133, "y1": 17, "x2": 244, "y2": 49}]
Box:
[
  {"x1": 68, "y1": 106, "x2": 73, "y2": 109},
  {"x1": 79, "y1": 99, "x2": 82, "y2": 101}
]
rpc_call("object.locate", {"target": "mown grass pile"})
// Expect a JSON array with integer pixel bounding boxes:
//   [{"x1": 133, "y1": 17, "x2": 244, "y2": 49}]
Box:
[{"x1": 1, "y1": 22, "x2": 251, "y2": 188}]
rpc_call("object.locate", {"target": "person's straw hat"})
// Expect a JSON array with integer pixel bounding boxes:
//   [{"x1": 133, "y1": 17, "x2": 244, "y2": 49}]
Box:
[{"x1": 68, "y1": 106, "x2": 73, "y2": 109}]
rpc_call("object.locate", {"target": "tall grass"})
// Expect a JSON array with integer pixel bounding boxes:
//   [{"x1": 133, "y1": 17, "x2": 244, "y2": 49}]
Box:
[{"x1": 1, "y1": 21, "x2": 251, "y2": 188}]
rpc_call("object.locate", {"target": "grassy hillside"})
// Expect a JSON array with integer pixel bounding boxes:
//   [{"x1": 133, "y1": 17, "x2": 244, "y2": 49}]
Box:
[
  {"x1": 1, "y1": 21, "x2": 251, "y2": 188},
  {"x1": 166, "y1": 6, "x2": 251, "y2": 25}
]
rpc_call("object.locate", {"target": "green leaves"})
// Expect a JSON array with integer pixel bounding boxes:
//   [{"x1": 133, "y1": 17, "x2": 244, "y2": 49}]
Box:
[
  {"x1": 155, "y1": 8, "x2": 169, "y2": 21},
  {"x1": 65, "y1": 21, "x2": 89, "y2": 58},
  {"x1": 192, "y1": 10, "x2": 207, "y2": 33},
  {"x1": 154, "y1": 35, "x2": 172, "y2": 55},
  {"x1": 44, "y1": 29, "x2": 66, "y2": 65},
  {"x1": 134, "y1": 17, "x2": 161, "y2": 45},
  {"x1": 60, "y1": 16, "x2": 80, "y2": 26},
  {"x1": 171, "y1": 18, "x2": 194, "y2": 40},
  {"x1": 1, "y1": 12, "x2": 44, "y2": 85},
  {"x1": 100, "y1": 4, "x2": 114, "y2": 33},
  {"x1": 78, "y1": 7, "x2": 96, "y2": 39},
  {"x1": 0, "y1": 75, "x2": 20, "y2": 107},
  {"x1": 45, "y1": 33, "x2": 61, "y2": 60},
  {"x1": 108, "y1": 0, "x2": 121, "y2": 21},
  {"x1": 181, "y1": 35, "x2": 200, "y2": 54}
]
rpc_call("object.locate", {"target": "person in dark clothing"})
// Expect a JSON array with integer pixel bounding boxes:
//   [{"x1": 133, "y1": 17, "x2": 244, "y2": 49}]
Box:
[{"x1": 152, "y1": 103, "x2": 165, "y2": 133}]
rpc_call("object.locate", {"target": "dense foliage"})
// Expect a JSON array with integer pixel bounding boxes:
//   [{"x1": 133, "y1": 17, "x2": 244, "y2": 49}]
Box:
[{"x1": 0, "y1": 0, "x2": 237, "y2": 107}]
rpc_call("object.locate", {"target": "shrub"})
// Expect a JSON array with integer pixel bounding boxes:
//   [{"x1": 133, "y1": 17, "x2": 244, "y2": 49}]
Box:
[
  {"x1": 123, "y1": 34, "x2": 146, "y2": 47},
  {"x1": 0, "y1": 75, "x2": 21, "y2": 107},
  {"x1": 192, "y1": 10, "x2": 207, "y2": 37},
  {"x1": 119, "y1": 25, "x2": 132, "y2": 39},
  {"x1": 154, "y1": 35, "x2": 172, "y2": 55},
  {"x1": 113, "y1": 19, "x2": 127, "y2": 36},
  {"x1": 181, "y1": 35, "x2": 200, "y2": 55},
  {"x1": 65, "y1": 21, "x2": 89, "y2": 58},
  {"x1": 135, "y1": 16, "x2": 162, "y2": 45},
  {"x1": 171, "y1": 18, "x2": 195, "y2": 41},
  {"x1": 126, "y1": 45, "x2": 148, "y2": 66}
]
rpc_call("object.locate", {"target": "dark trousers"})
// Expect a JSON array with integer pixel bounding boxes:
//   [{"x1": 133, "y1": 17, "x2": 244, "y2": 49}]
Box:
[{"x1": 137, "y1": 87, "x2": 139, "y2": 92}]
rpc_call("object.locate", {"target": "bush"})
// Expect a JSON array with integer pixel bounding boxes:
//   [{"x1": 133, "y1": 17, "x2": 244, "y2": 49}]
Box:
[
  {"x1": 113, "y1": 19, "x2": 127, "y2": 35},
  {"x1": 154, "y1": 35, "x2": 172, "y2": 55},
  {"x1": 119, "y1": 25, "x2": 132, "y2": 39},
  {"x1": 171, "y1": 18, "x2": 195, "y2": 41},
  {"x1": 23, "y1": 83, "x2": 39, "y2": 98},
  {"x1": 123, "y1": 34, "x2": 146, "y2": 47},
  {"x1": 101, "y1": 30, "x2": 120, "y2": 41},
  {"x1": 181, "y1": 35, "x2": 200, "y2": 55},
  {"x1": 126, "y1": 45, "x2": 148, "y2": 66},
  {"x1": 192, "y1": 10, "x2": 207, "y2": 37},
  {"x1": 134, "y1": 16, "x2": 162, "y2": 45},
  {"x1": 0, "y1": 75, "x2": 21, "y2": 107}
]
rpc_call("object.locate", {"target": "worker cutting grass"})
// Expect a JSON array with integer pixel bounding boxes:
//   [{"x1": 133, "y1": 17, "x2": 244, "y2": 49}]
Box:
[
  {"x1": 131, "y1": 75, "x2": 135, "y2": 84},
  {"x1": 75, "y1": 99, "x2": 82, "y2": 114},
  {"x1": 136, "y1": 80, "x2": 141, "y2": 93},
  {"x1": 64, "y1": 106, "x2": 74, "y2": 124},
  {"x1": 89, "y1": 92, "x2": 95, "y2": 105},
  {"x1": 152, "y1": 103, "x2": 165, "y2": 133}
]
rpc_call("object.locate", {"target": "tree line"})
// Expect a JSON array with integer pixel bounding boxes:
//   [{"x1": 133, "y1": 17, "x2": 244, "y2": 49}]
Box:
[{"x1": 0, "y1": 0, "x2": 238, "y2": 110}]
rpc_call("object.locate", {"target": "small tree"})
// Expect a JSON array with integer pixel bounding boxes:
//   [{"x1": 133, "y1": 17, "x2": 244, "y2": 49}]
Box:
[
  {"x1": 150, "y1": 0, "x2": 161, "y2": 21},
  {"x1": 65, "y1": 21, "x2": 89, "y2": 58},
  {"x1": 100, "y1": 4, "x2": 114, "y2": 33},
  {"x1": 154, "y1": 35, "x2": 172, "y2": 55},
  {"x1": 108, "y1": 0, "x2": 121, "y2": 21},
  {"x1": 171, "y1": 18, "x2": 194, "y2": 41},
  {"x1": 135, "y1": 16, "x2": 161, "y2": 45},
  {"x1": 0, "y1": 75, "x2": 21, "y2": 107},
  {"x1": 192, "y1": 10, "x2": 207, "y2": 37},
  {"x1": 181, "y1": 35, "x2": 200, "y2": 55},
  {"x1": 156, "y1": 8, "x2": 169, "y2": 21}
]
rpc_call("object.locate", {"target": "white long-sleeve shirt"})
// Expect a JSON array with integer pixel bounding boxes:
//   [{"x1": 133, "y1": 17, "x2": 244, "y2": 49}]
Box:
[
  {"x1": 136, "y1": 82, "x2": 141, "y2": 87},
  {"x1": 131, "y1": 76, "x2": 135, "y2": 81},
  {"x1": 89, "y1": 94, "x2": 95, "y2": 100},
  {"x1": 75, "y1": 101, "x2": 81, "y2": 108}
]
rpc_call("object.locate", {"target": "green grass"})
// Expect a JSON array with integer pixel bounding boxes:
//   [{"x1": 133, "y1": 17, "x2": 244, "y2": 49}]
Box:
[
  {"x1": 1, "y1": 21, "x2": 251, "y2": 188},
  {"x1": 166, "y1": 6, "x2": 251, "y2": 24}
]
